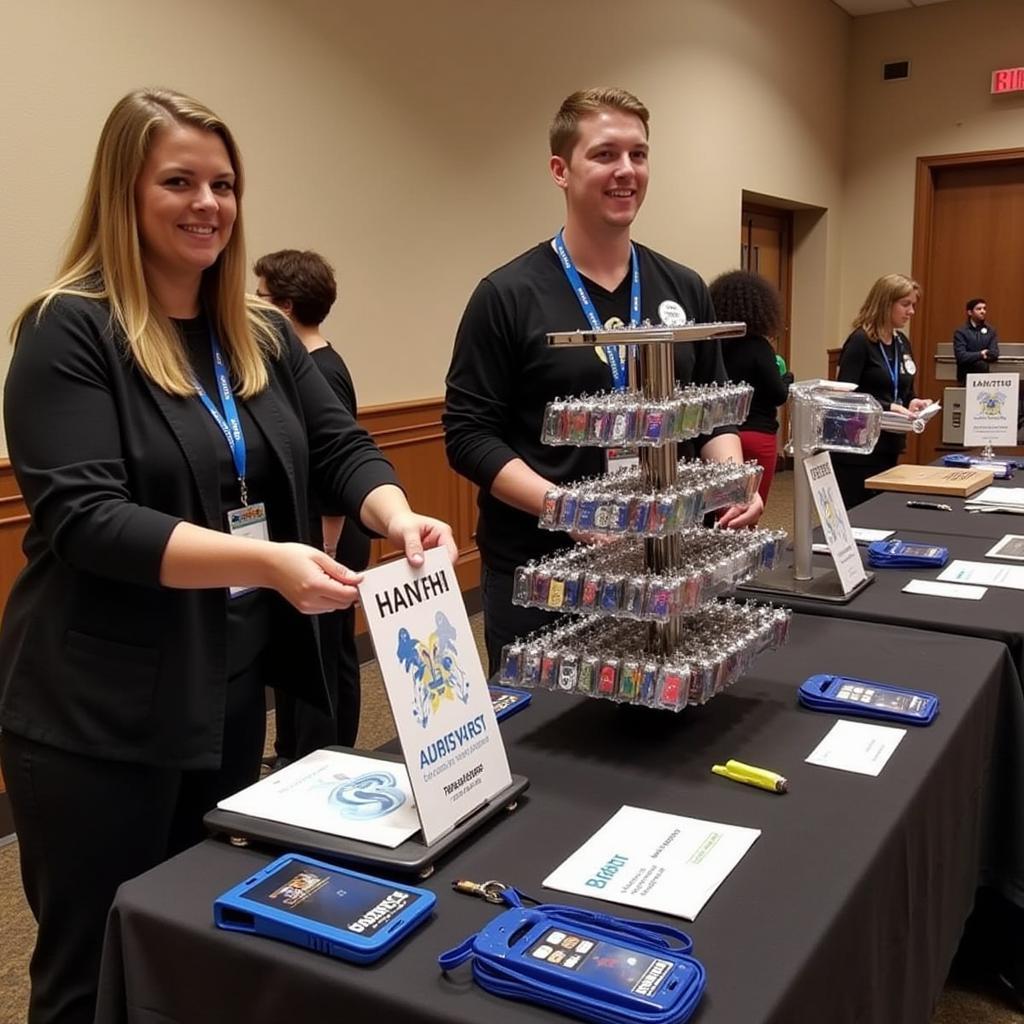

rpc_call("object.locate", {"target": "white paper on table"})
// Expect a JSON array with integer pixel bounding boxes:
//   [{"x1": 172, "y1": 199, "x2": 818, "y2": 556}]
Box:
[
  {"x1": 965, "y1": 487, "x2": 1024, "y2": 511},
  {"x1": 851, "y1": 527, "x2": 895, "y2": 544},
  {"x1": 217, "y1": 749, "x2": 421, "y2": 848},
  {"x1": 903, "y1": 579, "x2": 987, "y2": 601},
  {"x1": 938, "y1": 559, "x2": 1024, "y2": 591},
  {"x1": 985, "y1": 535, "x2": 1024, "y2": 561},
  {"x1": 542, "y1": 805, "x2": 760, "y2": 921},
  {"x1": 805, "y1": 720, "x2": 906, "y2": 777}
]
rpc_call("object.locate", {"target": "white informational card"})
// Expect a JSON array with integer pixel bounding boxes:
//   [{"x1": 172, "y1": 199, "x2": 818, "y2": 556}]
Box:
[
  {"x1": 852, "y1": 527, "x2": 895, "y2": 544},
  {"x1": 965, "y1": 487, "x2": 1024, "y2": 513},
  {"x1": 542, "y1": 805, "x2": 760, "y2": 922},
  {"x1": 903, "y1": 579, "x2": 987, "y2": 601},
  {"x1": 217, "y1": 750, "x2": 421, "y2": 848},
  {"x1": 938, "y1": 559, "x2": 1024, "y2": 591},
  {"x1": 964, "y1": 372, "x2": 1019, "y2": 448},
  {"x1": 805, "y1": 720, "x2": 906, "y2": 777},
  {"x1": 803, "y1": 451, "x2": 867, "y2": 594},
  {"x1": 986, "y1": 535, "x2": 1024, "y2": 561},
  {"x1": 358, "y1": 547, "x2": 512, "y2": 846}
]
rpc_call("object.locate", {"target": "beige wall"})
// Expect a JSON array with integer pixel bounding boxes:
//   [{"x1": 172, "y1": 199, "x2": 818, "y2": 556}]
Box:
[
  {"x1": 0, "y1": 0, "x2": 851, "y2": 457},
  {"x1": 843, "y1": 0, "x2": 1024, "y2": 338}
]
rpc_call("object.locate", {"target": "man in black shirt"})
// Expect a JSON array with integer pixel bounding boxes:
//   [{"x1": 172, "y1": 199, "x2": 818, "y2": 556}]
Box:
[
  {"x1": 954, "y1": 297, "x2": 1000, "y2": 382},
  {"x1": 443, "y1": 87, "x2": 763, "y2": 674}
]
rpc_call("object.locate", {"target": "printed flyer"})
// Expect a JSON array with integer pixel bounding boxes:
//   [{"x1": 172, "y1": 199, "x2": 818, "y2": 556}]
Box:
[
  {"x1": 358, "y1": 547, "x2": 512, "y2": 846},
  {"x1": 543, "y1": 805, "x2": 760, "y2": 921},
  {"x1": 217, "y1": 750, "x2": 420, "y2": 848}
]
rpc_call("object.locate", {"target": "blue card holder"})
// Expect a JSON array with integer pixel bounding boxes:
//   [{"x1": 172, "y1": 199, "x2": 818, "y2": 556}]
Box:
[
  {"x1": 214, "y1": 852, "x2": 436, "y2": 963},
  {"x1": 489, "y1": 684, "x2": 533, "y2": 721},
  {"x1": 867, "y1": 539, "x2": 948, "y2": 569},
  {"x1": 799, "y1": 674, "x2": 939, "y2": 725}
]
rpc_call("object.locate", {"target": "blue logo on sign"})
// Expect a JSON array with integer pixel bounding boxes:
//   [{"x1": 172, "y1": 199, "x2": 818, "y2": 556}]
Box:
[{"x1": 329, "y1": 771, "x2": 406, "y2": 820}]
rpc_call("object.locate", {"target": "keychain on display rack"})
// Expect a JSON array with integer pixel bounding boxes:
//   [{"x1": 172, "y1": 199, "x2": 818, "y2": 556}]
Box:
[{"x1": 499, "y1": 320, "x2": 792, "y2": 712}]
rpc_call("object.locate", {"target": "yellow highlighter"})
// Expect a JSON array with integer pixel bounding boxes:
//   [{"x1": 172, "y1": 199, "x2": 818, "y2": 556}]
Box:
[{"x1": 712, "y1": 759, "x2": 788, "y2": 794}]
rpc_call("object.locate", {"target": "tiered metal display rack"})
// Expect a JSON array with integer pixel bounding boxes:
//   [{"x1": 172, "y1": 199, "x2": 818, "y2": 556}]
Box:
[{"x1": 498, "y1": 322, "x2": 791, "y2": 711}]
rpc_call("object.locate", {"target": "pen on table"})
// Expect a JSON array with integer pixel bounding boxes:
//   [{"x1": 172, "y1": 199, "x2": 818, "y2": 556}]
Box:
[
  {"x1": 906, "y1": 500, "x2": 952, "y2": 512},
  {"x1": 711, "y1": 759, "x2": 788, "y2": 794}
]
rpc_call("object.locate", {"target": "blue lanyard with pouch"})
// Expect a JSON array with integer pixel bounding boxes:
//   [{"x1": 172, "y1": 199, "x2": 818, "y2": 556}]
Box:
[
  {"x1": 882, "y1": 334, "x2": 900, "y2": 404},
  {"x1": 440, "y1": 882, "x2": 706, "y2": 1023}
]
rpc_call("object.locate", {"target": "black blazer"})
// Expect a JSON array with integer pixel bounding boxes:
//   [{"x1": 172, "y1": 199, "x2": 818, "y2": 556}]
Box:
[{"x1": 0, "y1": 295, "x2": 398, "y2": 769}]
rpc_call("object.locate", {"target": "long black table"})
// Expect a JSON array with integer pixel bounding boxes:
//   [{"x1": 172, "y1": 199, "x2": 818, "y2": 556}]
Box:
[
  {"x1": 847, "y1": 483, "x2": 1024, "y2": 541},
  {"x1": 95, "y1": 616, "x2": 1023, "y2": 1024}
]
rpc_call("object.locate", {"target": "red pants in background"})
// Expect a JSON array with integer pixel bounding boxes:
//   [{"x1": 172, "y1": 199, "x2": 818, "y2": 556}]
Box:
[{"x1": 739, "y1": 429, "x2": 779, "y2": 505}]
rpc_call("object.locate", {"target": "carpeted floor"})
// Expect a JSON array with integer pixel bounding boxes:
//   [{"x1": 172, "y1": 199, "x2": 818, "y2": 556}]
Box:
[{"x1": 0, "y1": 470, "x2": 1019, "y2": 1021}]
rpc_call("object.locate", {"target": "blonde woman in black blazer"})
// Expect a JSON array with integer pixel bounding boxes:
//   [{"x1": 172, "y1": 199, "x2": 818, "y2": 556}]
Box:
[{"x1": 0, "y1": 88, "x2": 455, "y2": 1024}]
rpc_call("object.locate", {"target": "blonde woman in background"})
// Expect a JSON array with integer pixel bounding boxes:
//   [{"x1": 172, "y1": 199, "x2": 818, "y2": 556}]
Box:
[{"x1": 832, "y1": 273, "x2": 933, "y2": 508}]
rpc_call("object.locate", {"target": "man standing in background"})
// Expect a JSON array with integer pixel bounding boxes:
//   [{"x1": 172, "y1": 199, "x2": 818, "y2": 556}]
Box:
[{"x1": 954, "y1": 297, "x2": 1000, "y2": 382}]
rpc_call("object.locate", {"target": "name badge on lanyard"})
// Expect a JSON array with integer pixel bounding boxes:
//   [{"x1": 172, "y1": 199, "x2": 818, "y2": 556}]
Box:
[
  {"x1": 193, "y1": 324, "x2": 270, "y2": 597},
  {"x1": 554, "y1": 229, "x2": 641, "y2": 474}
]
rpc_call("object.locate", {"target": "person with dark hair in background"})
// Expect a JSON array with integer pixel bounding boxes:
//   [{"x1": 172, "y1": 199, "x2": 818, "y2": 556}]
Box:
[
  {"x1": 254, "y1": 249, "x2": 371, "y2": 764},
  {"x1": 709, "y1": 270, "x2": 793, "y2": 506},
  {"x1": 444, "y1": 87, "x2": 762, "y2": 676},
  {"x1": 0, "y1": 89, "x2": 455, "y2": 1024},
  {"x1": 832, "y1": 273, "x2": 933, "y2": 509},
  {"x1": 954, "y1": 297, "x2": 999, "y2": 382}
]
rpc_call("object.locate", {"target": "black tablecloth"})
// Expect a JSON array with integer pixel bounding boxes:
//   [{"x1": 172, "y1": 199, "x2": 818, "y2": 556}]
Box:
[
  {"x1": 96, "y1": 617, "x2": 1021, "y2": 1024},
  {"x1": 849, "y1": 484, "x2": 1024, "y2": 540}
]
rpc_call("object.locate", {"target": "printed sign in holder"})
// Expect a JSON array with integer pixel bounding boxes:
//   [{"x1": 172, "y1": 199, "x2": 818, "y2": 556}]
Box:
[
  {"x1": 964, "y1": 371, "x2": 1020, "y2": 459},
  {"x1": 204, "y1": 747, "x2": 528, "y2": 878},
  {"x1": 207, "y1": 549, "x2": 528, "y2": 877},
  {"x1": 741, "y1": 380, "x2": 876, "y2": 603}
]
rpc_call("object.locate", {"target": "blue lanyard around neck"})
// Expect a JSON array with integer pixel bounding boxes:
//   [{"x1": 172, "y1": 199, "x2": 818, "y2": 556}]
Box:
[
  {"x1": 193, "y1": 322, "x2": 248, "y2": 504},
  {"x1": 554, "y1": 228, "x2": 640, "y2": 391},
  {"x1": 883, "y1": 334, "x2": 900, "y2": 402}
]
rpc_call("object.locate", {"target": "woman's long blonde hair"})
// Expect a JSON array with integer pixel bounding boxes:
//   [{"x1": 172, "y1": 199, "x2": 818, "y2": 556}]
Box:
[
  {"x1": 11, "y1": 87, "x2": 278, "y2": 397},
  {"x1": 851, "y1": 273, "x2": 920, "y2": 343}
]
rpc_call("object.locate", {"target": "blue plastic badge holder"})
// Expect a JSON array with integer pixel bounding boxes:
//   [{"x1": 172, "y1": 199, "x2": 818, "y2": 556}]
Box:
[
  {"x1": 489, "y1": 685, "x2": 533, "y2": 722},
  {"x1": 798, "y1": 674, "x2": 939, "y2": 725},
  {"x1": 942, "y1": 453, "x2": 1015, "y2": 478},
  {"x1": 440, "y1": 887, "x2": 706, "y2": 1024},
  {"x1": 214, "y1": 852, "x2": 436, "y2": 963},
  {"x1": 866, "y1": 539, "x2": 948, "y2": 569}
]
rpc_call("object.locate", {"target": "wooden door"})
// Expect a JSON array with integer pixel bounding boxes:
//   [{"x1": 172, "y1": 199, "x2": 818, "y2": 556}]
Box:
[
  {"x1": 912, "y1": 151, "x2": 1024, "y2": 461},
  {"x1": 740, "y1": 204, "x2": 793, "y2": 459},
  {"x1": 739, "y1": 206, "x2": 793, "y2": 368}
]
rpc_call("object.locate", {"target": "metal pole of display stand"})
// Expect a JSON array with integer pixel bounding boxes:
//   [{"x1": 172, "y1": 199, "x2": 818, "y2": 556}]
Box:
[
  {"x1": 740, "y1": 384, "x2": 874, "y2": 604},
  {"x1": 639, "y1": 340, "x2": 681, "y2": 655}
]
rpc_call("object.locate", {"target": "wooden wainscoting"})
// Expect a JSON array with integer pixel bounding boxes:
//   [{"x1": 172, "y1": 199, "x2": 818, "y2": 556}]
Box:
[
  {"x1": 0, "y1": 460, "x2": 28, "y2": 631},
  {"x1": 0, "y1": 400, "x2": 480, "y2": 643},
  {"x1": 352, "y1": 398, "x2": 480, "y2": 635}
]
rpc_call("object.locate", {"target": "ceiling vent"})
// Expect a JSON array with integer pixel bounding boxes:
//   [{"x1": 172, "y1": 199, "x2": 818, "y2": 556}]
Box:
[{"x1": 883, "y1": 60, "x2": 911, "y2": 81}]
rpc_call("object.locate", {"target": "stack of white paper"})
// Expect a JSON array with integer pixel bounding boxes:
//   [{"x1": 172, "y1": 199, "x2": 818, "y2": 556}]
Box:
[{"x1": 965, "y1": 487, "x2": 1024, "y2": 515}]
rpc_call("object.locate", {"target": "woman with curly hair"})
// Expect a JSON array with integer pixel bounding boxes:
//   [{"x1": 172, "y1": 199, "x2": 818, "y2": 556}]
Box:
[{"x1": 709, "y1": 270, "x2": 792, "y2": 504}]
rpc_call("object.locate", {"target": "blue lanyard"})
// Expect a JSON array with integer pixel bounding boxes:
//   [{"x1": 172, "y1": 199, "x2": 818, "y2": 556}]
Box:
[
  {"x1": 883, "y1": 335, "x2": 900, "y2": 402},
  {"x1": 554, "y1": 229, "x2": 640, "y2": 391},
  {"x1": 193, "y1": 324, "x2": 248, "y2": 505}
]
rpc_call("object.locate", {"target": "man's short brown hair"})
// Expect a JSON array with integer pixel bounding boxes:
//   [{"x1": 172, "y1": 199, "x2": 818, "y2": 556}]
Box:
[
  {"x1": 253, "y1": 249, "x2": 337, "y2": 327},
  {"x1": 549, "y1": 87, "x2": 650, "y2": 161}
]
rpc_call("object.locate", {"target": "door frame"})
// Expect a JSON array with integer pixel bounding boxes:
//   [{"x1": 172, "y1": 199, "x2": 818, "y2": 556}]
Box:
[{"x1": 910, "y1": 146, "x2": 1024, "y2": 462}]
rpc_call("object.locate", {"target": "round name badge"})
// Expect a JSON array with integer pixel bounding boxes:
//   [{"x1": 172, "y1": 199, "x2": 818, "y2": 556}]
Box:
[
  {"x1": 658, "y1": 300, "x2": 687, "y2": 326},
  {"x1": 982, "y1": 327, "x2": 989, "y2": 334},
  {"x1": 903, "y1": 358, "x2": 917, "y2": 375}
]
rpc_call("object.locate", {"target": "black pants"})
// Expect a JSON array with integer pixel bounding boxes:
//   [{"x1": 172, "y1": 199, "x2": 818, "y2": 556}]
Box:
[
  {"x1": 0, "y1": 663, "x2": 266, "y2": 1024},
  {"x1": 832, "y1": 451, "x2": 899, "y2": 511},
  {"x1": 274, "y1": 607, "x2": 360, "y2": 758},
  {"x1": 480, "y1": 565, "x2": 558, "y2": 678}
]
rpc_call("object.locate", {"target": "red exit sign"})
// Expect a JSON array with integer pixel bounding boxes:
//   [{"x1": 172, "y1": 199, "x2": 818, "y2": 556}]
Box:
[{"x1": 992, "y1": 67, "x2": 1024, "y2": 94}]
